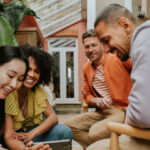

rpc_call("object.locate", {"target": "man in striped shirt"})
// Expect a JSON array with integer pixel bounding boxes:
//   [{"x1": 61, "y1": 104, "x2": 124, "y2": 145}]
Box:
[{"x1": 64, "y1": 29, "x2": 132, "y2": 150}]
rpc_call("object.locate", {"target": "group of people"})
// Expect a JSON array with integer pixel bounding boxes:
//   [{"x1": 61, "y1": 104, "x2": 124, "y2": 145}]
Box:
[
  {"x1": 64, "y1": 3, "x2": 150, "y2": 150},
  {"x1": 1, "y1": 3, "x2": 150, "y2": 150},
  {"x1": 0, "y1": 45, "x2": 72, "y2": 150}
]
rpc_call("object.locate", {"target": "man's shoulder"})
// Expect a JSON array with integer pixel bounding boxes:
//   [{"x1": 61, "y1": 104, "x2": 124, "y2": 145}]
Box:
[
  {"x1": 83, "y1": 61, "x2": 92, "y2": 70},
  {"x1": 132, "y1": 20, "x2": 150, "y2": 43},
  {"x1": 104, "y1": 53, "x2": 119, "y2": 63},
  {"x1": 104, "y1": 53, "x2": 127, "y2": 71},
  {"x1": 137, "y1": 20, "x2": 150, "y2": 31}
]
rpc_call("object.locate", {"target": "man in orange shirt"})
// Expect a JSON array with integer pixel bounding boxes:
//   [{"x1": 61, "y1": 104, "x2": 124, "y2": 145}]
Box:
[{"x1": 64, "y1": 29, "x2": 132, "y2": 150}]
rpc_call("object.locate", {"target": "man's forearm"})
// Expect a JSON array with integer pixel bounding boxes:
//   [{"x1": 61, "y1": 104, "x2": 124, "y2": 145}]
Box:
[{"x1": 88, "y1": 97, "x2": 98, "y2": 107}]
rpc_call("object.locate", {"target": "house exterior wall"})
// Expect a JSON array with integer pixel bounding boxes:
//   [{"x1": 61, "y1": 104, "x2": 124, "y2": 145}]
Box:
[{"x1": 48, "y1": 20, "x2": 87, "y2": 102}]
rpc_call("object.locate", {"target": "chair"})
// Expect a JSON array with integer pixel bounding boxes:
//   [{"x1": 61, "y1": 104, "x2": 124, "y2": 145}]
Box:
[
  {"x1": 81, "y1": 100, "x2": 89, "y2": 113},
  {"x1": 81, "y1": 91, "x2": 89, "y2": 113},
  {"x1": 106, "y1": 121, "x2": 150, "y2": 150}
]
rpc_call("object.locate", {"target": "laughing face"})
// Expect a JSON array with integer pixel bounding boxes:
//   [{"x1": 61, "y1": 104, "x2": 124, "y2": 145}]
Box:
[
  {"x1": 23, "y1": 57, "x2": 40, "y2": 89},
  {"x1": 95, "y1": 21, "x2": 131, "y2": 61},
  {"x1": 83, "y1": 36, "x2": 104, "y2": 65},
  {"x1": 0, "y1": 59, "x2": 26, "y2": 99}
]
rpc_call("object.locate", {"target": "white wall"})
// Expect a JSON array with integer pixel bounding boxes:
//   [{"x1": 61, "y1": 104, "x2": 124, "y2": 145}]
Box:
[
  {"x1": 96, "y1": 0, "x2": 125, "y2": 16},
  {"x1": 141, "y1": 0, "x2": 150, "y2": 18},
  {"x1": 87, "y1": 0, "x2": 96, "y2": 29},
  {"x1": 87, "y1": 0, "x2": 125, "y2": 29},
  {"x1": 87, "y1": 0, "x2": 150, "y2": 30}
]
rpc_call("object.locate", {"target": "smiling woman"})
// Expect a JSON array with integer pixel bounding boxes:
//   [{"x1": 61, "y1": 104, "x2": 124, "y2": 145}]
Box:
[
  {"x1": 0, "y1": 46, "x2": 28, "y2": 149},
  {"x1": 0, "y1": 46, "x2": 28, "y2": 99},
  {"x1": 4, "y1": 45, "x2": 72, "y2": 150},
  {"x1": 0, "y1": 46, "x2": 52, "y2": 150},
  {"x1": 0, "y1": 59, "x2": 26, "y2": 99}
]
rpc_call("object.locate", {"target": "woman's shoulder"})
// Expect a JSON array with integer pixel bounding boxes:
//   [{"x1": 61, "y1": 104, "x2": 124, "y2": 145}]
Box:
[
  {"x1": 5, "y1": 91, "x2": 19, "y2": 115},
  {"x1": 34, "y1": 85, "x2": 49, "y2": 98},
  {"x1": 5, "y1": 90, "x2": 18, "y2": 105},
  {"x1": 30, "y1": 86, "x2": 49, "y2": 105},
  {"x1": 31, "y1": 86, "x2": 48, "y2": 117}
]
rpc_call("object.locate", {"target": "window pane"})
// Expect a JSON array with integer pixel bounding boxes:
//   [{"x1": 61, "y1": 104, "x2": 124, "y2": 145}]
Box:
[
  {"x1": 50, "y1": 38, "x2": 76, "y2": 48},
  {"x1": 52, "y1": 52, "x2": 60, "y2": 98},
  {"x1": 66, "y1": 52, "x2": 74, "y2": 98}
]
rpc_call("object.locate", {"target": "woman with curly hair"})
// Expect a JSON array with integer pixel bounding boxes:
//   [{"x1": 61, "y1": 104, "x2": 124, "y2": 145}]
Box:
[
  {"x1": 0, "y1": 46, "x2": 51, "y2": 150},
  {"x1": 4, "y1": 45, "x2": 72, "y2": 150}
]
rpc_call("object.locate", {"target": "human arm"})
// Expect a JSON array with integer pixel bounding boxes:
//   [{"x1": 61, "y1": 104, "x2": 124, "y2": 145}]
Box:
[
  {"x1": 22, "y1": 100, "x2": 58, "y2": 143},
  {"x1": 83, "y1": 69, "x2": 95, "y2": 104},
  {"x1": 0, "y1": 141, "x2": 51, "y2": 150},
  {"x1": 25, "y1": 141, "x2": 52, "y2": 150},
  {"x1": 4, "y1": 102, "x2": 56, "y2": 149},
  {"x1": 4, "y1": 114, "x2": 26, "y2": 150},
  {"x1": 125, "y1": 23, "x2": 150, "y2": 128},
  {"x1": 4, "y1": 126, "x2": 51, "y2": 150},
  {"x1": 83, "y1": 64, "x2": 112, "y2": 109},
  {"x1": 84, "y1": 74, "x2": 113, "y2": 109},
  {"x1": 90, "y1": 97, "x2": 112, "y2": 109}
]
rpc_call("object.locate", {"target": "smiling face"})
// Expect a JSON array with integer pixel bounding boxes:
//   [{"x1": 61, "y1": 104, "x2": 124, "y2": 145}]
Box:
[
  {"x1": 23, "y1": 57, "x2": 40, "y2": 89},
  {"x1": 95, "y1": 21, "x2": 131, "y2": 61},
  {"x1": 83, "y1": 36, "x2": 104, "y2": 65},
  {"x1": 0, "y1": 59, "x2": 26, "y2": 99}
]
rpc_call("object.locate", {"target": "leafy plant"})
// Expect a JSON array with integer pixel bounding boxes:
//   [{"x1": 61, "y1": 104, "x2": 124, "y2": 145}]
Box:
[{"x1": 0, "y1": 0, "x2": 37, "y2": 46}]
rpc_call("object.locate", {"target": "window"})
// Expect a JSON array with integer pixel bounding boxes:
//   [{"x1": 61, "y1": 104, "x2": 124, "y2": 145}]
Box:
[{"x1": 48, "y1": 37, "x2": 78, "y2": 103}]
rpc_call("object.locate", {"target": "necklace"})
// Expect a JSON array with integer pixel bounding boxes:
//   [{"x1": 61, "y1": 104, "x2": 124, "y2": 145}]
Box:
[{"x1": 21, "y1": 95, "x2": 28, "y2": 112}]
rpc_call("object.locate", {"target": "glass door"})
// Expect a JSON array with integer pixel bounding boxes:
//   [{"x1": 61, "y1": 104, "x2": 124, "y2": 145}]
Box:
[{"x1": 48, "y1": 37, "x2": 78, "y2": 103}]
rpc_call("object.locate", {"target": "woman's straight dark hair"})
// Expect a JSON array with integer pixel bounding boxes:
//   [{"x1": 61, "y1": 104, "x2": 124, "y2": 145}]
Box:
[{"x1": 0, "y1": 46, "x2": 28, "y2": 79}]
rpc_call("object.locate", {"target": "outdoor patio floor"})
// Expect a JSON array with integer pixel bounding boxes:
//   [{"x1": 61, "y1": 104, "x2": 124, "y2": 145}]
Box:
[{"x1": 58, "y1": 113, "x2": 83, "y2": 150}]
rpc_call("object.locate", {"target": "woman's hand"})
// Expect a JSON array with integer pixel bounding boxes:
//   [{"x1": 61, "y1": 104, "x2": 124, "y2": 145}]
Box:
[
  {"x1": 10, "y1": 131, "x2": 35, "y2": 143},
  {"x1": 16, "y1": 132, "x2": 36, "y2": 143},
  {"x1": 8, "y1": 131, "x2": 23, "y2": 140},
  {"x1": 24, "y1": 141, "x2": 52, "y2": 150}
]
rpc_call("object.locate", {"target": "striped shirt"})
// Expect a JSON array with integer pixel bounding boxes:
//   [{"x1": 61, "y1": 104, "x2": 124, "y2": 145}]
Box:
[{"x1": 92, "y1": 64, "x2": 112, "y2": 102}]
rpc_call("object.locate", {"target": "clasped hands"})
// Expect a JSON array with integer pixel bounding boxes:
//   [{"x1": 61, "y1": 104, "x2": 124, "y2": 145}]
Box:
[
  {"x1": 11, "y1": 131, "x2": 35, "y2": 143},
  {"x1": 94, "y1": 97, "x2": 113, "y2": 109},
  {"x1": 10, "y1": 131, "x2": 52, "y2": 150}
]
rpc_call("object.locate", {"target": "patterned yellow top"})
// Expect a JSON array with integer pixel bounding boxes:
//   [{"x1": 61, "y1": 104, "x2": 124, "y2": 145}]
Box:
[{"x1": 5, "y1": 86, "x2": 48, "y2": 131}]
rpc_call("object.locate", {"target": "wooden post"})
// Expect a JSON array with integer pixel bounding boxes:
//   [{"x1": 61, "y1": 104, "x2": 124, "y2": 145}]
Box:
[{"x1": 110, "y1": 132, "x2": 119, "y2": 150}]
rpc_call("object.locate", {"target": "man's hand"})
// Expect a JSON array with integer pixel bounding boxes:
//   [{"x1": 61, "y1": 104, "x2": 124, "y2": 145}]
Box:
[
  {"x1": 24, "y1": 141, "x2": 52, "y2": 150},
  {"x1": 92, "y1": 97, "x2": 112, "y2": 109}
]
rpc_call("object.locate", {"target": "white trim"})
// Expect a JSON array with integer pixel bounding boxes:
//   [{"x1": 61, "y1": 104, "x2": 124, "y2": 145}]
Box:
[
  {"x1": 38, "y1": 0, "x2": 81, "y2": 21},
  {"x1": 74, "y1": 38, "x2": 78, "y2": 102},
  {"x1": 41, "y1": 8, "x2": 81, "y2": 30},
  {"x1": 34, "y1": 0, "x2": 59, "y2": 12},
  {"x1": 61, "y1": 50, "x2": 66, "y2": 99},
  {"x1": 43, "y1": 17, "x2": 81, "y2": 37},
  {"x1": 51, "y1": 39, "x2": 67, "y2": 47},
  {"x1": 58, "y1": 39, "x2": 75, "y2": 47},
  {"x1": 56, "y1": 101, "x2": 81, "y2": 104},
  {"x1": 87, "y1": 0, "x2": 96, "y2": 29},
  {"x1": 124, "y1": 0, "x2": 132, "y2": 13},
  {"x1": 48, "y1": 37, "x2": 78, "y2": 103}
]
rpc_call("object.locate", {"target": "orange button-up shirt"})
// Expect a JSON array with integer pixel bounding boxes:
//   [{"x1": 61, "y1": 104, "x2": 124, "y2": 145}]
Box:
[{"x1": 83, "y1": 53, "x2": 132, "y2": 109}]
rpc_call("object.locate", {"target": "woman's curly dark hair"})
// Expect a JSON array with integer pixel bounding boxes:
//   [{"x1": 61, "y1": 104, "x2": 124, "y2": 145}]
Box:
[{"x1": 20, "y1": 45, "x2": 55, "y2": 90}]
